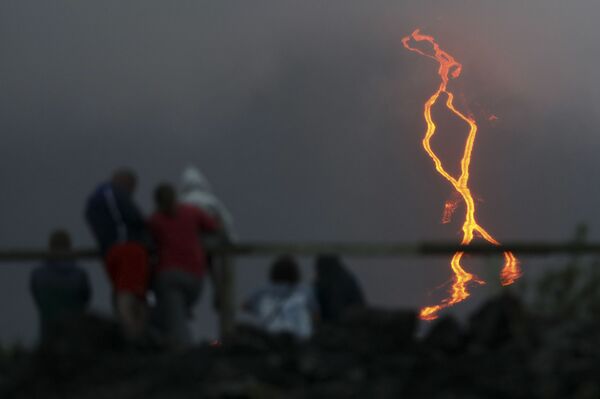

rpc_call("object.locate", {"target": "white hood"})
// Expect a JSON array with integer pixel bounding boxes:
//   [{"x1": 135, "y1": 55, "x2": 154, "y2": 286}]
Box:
[
  {"x1": 182, "y1": 166, "x2": 213, "y2": 194},
  {"x1": 180, "y1": 166, "x2": 236, "y2": 238}
]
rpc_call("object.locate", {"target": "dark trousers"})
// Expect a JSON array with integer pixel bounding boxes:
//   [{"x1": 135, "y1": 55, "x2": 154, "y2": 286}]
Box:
[{"x1": 155, "y1": 269, "x2": 203, "y2": 348}]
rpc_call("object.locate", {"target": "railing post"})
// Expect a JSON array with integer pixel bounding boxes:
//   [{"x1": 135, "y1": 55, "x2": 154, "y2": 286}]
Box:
[{"x1": 218, "y1": 253, "x2": 235, "y2": 339}]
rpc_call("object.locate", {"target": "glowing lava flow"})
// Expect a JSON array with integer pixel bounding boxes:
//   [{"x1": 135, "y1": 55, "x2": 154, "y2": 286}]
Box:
[{"x1": 402, "y1": 29, "x2": 521, "y2": 320}]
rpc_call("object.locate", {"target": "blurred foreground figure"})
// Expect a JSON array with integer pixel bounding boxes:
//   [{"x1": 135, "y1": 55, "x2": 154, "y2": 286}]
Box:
[
  {"x1": 30, "y1": 230, "x2": 91, "y2": 342},
  {"x1": 180, "y1": 166, "x2": 235, "y2": 240},
  {"x1": 314, "y1": 254, "x2": 366, "y2": 322},
  {"x1": 149, "y1": 183, "x2": 219, "y2": 349},
  {"x1": 85, "y1": 169, "x2": 149, "y2": 340},
  {"x1": 180, "y1": 166, "x2": 235, "y2": 310},
  {"x1": 244, "y1": 256, "x2": 319, "y2": 339}
]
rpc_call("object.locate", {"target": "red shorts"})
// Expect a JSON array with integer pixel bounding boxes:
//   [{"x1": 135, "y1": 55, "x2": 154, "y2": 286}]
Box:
[{"x1": 105, "y1": 242, "x2": 149, "y2": 297}]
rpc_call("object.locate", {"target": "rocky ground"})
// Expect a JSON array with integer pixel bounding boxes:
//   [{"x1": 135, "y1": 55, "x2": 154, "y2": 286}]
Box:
[{"x1": 1, "y1": 294, "x2": 599, "y2": 398}]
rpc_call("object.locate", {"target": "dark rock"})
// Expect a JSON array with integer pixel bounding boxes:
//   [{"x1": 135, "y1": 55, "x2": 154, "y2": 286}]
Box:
[
  {"x1": 2, "y1": 296, "x2": 600, "y2": 398},
  {"x1": 424, "y1": 315, "x2": 465, "y2": 354},
  {"x1": 225, "y1": 324, "x2": 300, "y2": 354},
  {"x1": 468, "y1": 293, "x2": 536, "y2": 350},
  {"x1": 38, "y1": 313, "x2": 125, "y2": 357},
  {"x1": 314, "y1": 308, "x2": 417, "y2": 354}
]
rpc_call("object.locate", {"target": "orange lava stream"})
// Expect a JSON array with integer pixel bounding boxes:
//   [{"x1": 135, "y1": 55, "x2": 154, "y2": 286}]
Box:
[{"x1": 402, "y1": 29, "x2": 522, "y2": 321}]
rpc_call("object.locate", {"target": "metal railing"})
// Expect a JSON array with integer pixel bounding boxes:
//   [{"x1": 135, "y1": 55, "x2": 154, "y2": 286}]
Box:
[
  {"x1": 3, "y1": 241, "x2": 600, "y2": 261},
  {"x1": 2, "y1": 241, "x2": 599, "y2": 337}
]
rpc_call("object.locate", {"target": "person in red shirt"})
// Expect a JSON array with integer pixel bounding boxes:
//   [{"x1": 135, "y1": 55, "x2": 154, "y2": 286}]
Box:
[{"x1": 149, "y1": 183, "x2": 219, "y2": 349}]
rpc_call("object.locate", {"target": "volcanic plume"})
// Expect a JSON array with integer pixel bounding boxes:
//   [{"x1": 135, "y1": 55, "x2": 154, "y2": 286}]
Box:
[{"x1": 402, "y1": 29, "x2": 521, "y2": 320}]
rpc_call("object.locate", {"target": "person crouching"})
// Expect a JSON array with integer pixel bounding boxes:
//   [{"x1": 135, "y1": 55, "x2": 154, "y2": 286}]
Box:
[{"x1": 243, "y1": 256, "x2": 319, "y2": 340}]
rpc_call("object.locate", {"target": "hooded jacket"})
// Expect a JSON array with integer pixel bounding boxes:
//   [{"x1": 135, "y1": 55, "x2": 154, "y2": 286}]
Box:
[
  {"x1": 180, "y1": 166, "x2": 235, "y2": 240},
  {"x1": 31, "y1": 260, "x2": 91, "y2": 339},
  {"x1": 85, "y1": 182, "x2": 147, "y2": 255}
]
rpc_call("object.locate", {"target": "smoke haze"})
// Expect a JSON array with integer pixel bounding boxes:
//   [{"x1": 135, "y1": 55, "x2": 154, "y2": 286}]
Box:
[{"x1": 1, "y1": 0, "x2": 599, "y2": 344}]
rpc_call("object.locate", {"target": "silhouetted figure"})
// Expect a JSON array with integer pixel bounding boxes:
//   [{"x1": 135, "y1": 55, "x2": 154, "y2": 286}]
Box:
[
  {"x1": 85, "y1": 169, "x2": 149, "y2": 340},
  {"x1": 180, "y1": 166, "x2": 235, "y2": 241},
  {"x1": 180, "y1": 166, "x2": 235, "y2": 309},
  {"x1": 149, "y1": 183, "x2": 219, "y2": 349},
  {"x1": 30, "y1": 230, "x2": 91, "y2": 342},
  {"x1": 314, "y1": 254, "x2": 366, "y2": 322},
  {"x1": 244, "y1": 256, "x2": 319, "y2": 339}
]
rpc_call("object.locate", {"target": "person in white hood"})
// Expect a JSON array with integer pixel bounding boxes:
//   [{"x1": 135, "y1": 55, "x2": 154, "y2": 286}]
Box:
[
  {"x1": 180, "y1": 166, "x2": 235, "y2": 312},
  {"x1": 180, "y1": 166, "x2": 235, "y2": 242}
]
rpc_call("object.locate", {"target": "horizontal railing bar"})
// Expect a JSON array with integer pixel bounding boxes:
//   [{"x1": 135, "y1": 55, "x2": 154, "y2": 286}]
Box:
[{"x1": 0, "y1": 241, "x2": 598, "y2": 261}]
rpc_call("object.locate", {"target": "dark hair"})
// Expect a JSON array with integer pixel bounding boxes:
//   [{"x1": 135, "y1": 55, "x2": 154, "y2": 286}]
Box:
[
  {"x1": 49, "y1": 230, "x2": 71, "y2": 252},
  {"x1": 111, "y1": 168, "x2": 137, "y2": 193},
  {"x1": 154, "y1": 183, "x2": 177, "y2": 212},
  {"x1": 269, "y1": 255, "x2": 300, "y2": 284}
]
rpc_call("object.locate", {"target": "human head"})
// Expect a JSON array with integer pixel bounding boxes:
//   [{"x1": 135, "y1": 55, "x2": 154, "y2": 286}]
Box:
[
  {"x1": 154, "y1": 183, "x2": 177, "y2": 214},
  {"x1": 269, "y1": 255, "x2": 300, "y2": 285},
  {"x1": 111, "y1": 168, "x2": 137, "y2": 195},
  {"x1": 181, "y1": 166, "x2": 212, "y2": 195},
  {"x1": 48, "y1": 229, "x2": 72, "y2": 253}
]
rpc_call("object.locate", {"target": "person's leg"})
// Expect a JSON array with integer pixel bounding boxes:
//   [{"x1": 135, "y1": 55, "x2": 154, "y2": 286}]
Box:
[
  {"x1": 155, "y1": 270, "x2": 190, "y2": 349},
  {"x1": 115, "y1": 292, "x2": 147, "y2": 340},
  {"x1": 108, "y1": 242, "x2": 150, "y2": 341},
  {"x1": 182, "y1": 273, "x2": 203, "y2": 318},
  {"x1": 207, "y1": 254, "x2": 222, "y2": 311},
  {"x1": 131, "y1": 295, "x2": 148, "y2": 338}
]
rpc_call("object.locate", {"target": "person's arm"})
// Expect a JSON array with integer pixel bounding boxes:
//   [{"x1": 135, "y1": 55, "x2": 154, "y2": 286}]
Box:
[
  {"x1": 212, "y1": 199, "x2": 236, "y2": 241},
  {"x1": 194, "y1": 207, "x2": 219, "y2": 232},
  {"x1": 242, "y1": 290, "x2": 262, "y2": 315},
  {"x1": 114, "y1": 189, "x2": 146, "y2": 230}
]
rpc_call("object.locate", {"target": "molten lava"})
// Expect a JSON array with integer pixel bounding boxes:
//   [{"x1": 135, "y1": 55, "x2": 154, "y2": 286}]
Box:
[{"x1": 402, "y1": 29, "x2": 521, "y2": 320}]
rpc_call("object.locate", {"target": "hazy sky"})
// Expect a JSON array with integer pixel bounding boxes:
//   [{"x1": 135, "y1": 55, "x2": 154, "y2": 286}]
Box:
[{"x1": 1, "y1": 0, "x2": 600, "y2": 344}]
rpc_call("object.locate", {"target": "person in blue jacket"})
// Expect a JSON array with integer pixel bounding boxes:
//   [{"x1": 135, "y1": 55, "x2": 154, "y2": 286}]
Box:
[{"x1": 85, "y1": 168, "x2": 149, "y2": 340}]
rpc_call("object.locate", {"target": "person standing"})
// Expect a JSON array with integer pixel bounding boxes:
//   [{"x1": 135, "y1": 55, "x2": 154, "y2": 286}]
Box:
[
  {"x1": 180, "y1": 166, "x2": 235, "y2": 241},
  {"x1": 149, "y1": 183, "x2": 219, "y2": 349},
  {"x1": 85, "y1": 169, "x2": 149, "y2": 340},
  {"x1": 180, "y1": 166, "x2": 235, "y2": 311},
  {"x1": 30, "y1": 230, "x2": 91, "y2": 342}
]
